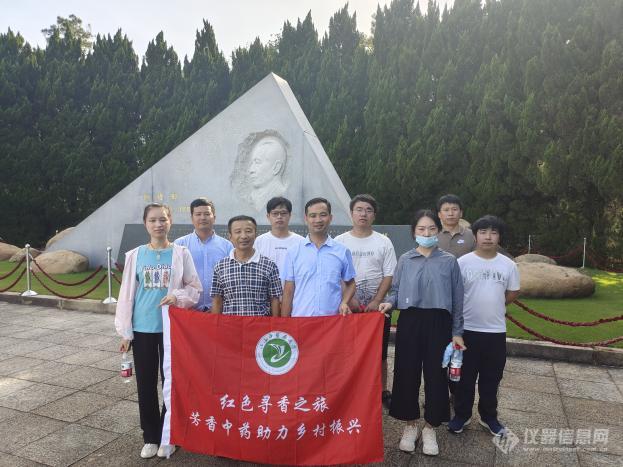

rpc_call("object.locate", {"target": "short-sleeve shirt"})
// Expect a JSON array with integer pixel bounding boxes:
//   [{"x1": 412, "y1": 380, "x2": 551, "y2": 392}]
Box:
[
  {"x1": 438, "y1": 226, "x2": 476, "y2": 258},
  {"x1": 283, "y1": 235, "x2": 356, "y2": 317},
  {"x1": 458, "y1": 252, "x2": 520, "y2": 333},
  {"x1": 133, "y1": 245, "x2": 172, "y2": 333},
  {"x1": 174, "y1": 231, "x2": 233, "y2": 310},
  {"x1": 211, "y1": 249, "x2": 282, "y2": 316},
  {"x1": 253, "y1": 231, "x2": 305, "y2": 279},
  {"x1": 334, "y1": 231, "x2": 397, "y2": 305}
]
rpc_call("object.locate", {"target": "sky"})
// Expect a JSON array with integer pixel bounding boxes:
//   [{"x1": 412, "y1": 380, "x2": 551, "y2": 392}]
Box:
[{"x1": 1, "y1": 0, "x2": 454, "y2": 61}]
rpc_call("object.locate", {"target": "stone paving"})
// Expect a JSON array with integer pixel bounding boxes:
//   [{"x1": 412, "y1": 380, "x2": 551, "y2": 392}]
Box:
[{"x1": 0, "y1": 301, "x2": 622, "y2": 466}]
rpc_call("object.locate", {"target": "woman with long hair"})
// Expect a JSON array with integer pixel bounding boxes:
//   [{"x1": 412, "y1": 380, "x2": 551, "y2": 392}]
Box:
[
  {"x1": 379, "y1": 209, "x2": 465, "y2": 456},
  {"x1": 115, "y1": 203, "x2": 202, "y2": 459}
]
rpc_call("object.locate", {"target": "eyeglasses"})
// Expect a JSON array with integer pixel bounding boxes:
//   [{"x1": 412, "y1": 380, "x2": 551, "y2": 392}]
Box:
[
  {"x1": 269, "y1": 210, "x2": 290, "y2": 217},
  {"x1": 353, "y1": 208, "x2": 375, "y2": 215}
]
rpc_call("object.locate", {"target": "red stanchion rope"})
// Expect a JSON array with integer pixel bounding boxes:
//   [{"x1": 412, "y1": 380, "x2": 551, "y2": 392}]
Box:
[
  {"x1": 513, "y1": 300, "x2": 623, "y2": 326},
  {"x1": 586, "y1": 251, "x2": 623, "y2": 273},
  {"x1": 30, "y1": 270, "x2": 107, "y2": 299},
  {"x1": 112, "y1": 272, "x2": 122, "y2": 285},
  {"x1": 30, "y1": 259, "x2": 104, "y2": 286},
  {"x1": 546, "y1": 245, "x2": 583, "y2": 261},
  {"x1": 505, "y1": 313, "x2": 623, "y2": 347},
  {"x1": 115, "y1": 262, "x2": 124, "y2": 273},
  {"x1": 0, "y1": 257, "x2": 26, "y2": 280},
  {"x1": 0, "y1": 268, "x2": 27, "y2": 292}
]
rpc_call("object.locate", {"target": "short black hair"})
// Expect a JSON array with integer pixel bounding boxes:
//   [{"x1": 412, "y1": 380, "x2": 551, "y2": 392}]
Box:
[
  {"x1": 143, "y1": 203, "x2": 172, "y2": 222},
  {"x1": 350, "y1": 194, "x2": 378, "y2": 213},
  {"x1": 305, "y1": 197, "x2": 331, "y2": 214},
  {"x1": 228, "y1": 215, "x2": 257, "y2": 233},
  {"x1": 471, "y1": 215, "x2": 506, "y2": 242},
  {"x1": 436, "y1": 194, "x2": 463, "y2": 212},
  {"x1": 411, "y1": 209, "x2": 442, "y2": 236},
  {"x1": 190, "y1": 197, "x2": 215, "y2": 215},
  {"x1": 266, "y1": 197, "x2": 292, "y2": 214}
]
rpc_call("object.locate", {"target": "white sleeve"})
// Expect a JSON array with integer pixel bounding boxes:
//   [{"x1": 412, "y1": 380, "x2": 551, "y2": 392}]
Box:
[
  {"x1": 382, "y1": 238, "x2": 398, "y2": 277},
  {"x1": 507, "y1": 262, "x2": 520, "y2": 291}
]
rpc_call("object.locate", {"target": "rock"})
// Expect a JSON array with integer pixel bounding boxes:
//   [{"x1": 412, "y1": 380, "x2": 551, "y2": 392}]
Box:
[
  {"x1": 0, "y1": 243, "x2": 21, "y2": 261},
  {"x1": 32, "y1": 250, "x2": 89, "y2": 274},
  {"x1": 515, "y1": 254, "x2": 557, "y2": 265},
  {"x1": 9, "y1": 248, "x2": 41, "y2": 262},
  {"x1": 517, "y1": 263, "x2": 595, "y2": 298},
  {"x1": 45, "y1": 227, "x2": 75, "y2": 249}
]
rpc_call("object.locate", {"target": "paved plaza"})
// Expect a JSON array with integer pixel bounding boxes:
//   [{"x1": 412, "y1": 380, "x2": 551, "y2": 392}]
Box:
[{"x1": 0, "y1": 301, "x2": 621, "y2": 466}]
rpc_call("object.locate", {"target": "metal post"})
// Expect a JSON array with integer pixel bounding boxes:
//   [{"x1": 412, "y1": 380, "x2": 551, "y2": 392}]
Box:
[
  {"x1": 102, "y1": 246, "x2": 117, "y2": 304},
  {"x1": 21, "y1": 244, "x2": 38, "y2": 297},
  {"x1": 528, "y1": 235, "x2": 532, "y2": 254},
  {"x1": 581, "y1": 237, "x2": 586, "y2": 269}
]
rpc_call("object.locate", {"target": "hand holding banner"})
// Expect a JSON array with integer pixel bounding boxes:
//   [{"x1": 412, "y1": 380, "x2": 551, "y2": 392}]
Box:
[{"x1": 162, "y1": 306, "x2": 384, "y2": 465}]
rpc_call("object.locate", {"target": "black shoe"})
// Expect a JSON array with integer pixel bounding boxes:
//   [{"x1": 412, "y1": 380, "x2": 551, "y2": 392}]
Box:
[{"x1": 382, "y1": 390, "x2": 392, "y2": 410}]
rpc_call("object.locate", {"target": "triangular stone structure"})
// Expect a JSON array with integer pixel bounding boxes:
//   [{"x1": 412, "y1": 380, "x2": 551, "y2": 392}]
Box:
[{"x1": 49, "y1": 73, "x2": 352, "y2": 266}]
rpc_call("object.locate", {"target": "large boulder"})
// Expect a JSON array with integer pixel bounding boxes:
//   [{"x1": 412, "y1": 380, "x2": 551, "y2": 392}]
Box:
[
  {"x1": 45, "y1": 227, "x2": 75, "y2": 249},
  {"x1": 32, "y1": 250, "x2": 89, "y2": 274},
  {"x1": 9, "y1": 248, "x2": 42, "y2": 262},
  {"x1": 515, "y1": 253, "x2": 557, "y2": 265},
  {"x1": 517, "y1": 263, "x2": 595, "y2": 298},
  {"x1": 0, "y1": 243, "x2": 21, "y2": 261}
]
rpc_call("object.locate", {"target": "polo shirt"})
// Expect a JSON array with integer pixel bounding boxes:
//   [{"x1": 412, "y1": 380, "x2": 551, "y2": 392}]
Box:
[
  {"x1": 438, "y1": 225, "x2": 476, "y2": 258},
  {"x1": 211, "y1": 249, "x2": 282, "y2": 316},
  {"x1": 283, "y1": 235, "x2": 356, "y2": 317},
  {"x1": 174, "y1": 231, "x2": 233, "y2": 310}
]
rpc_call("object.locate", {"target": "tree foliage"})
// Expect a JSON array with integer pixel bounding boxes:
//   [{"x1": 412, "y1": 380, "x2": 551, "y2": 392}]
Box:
[{"x1": 1, "y1": 0, "x2": 622, "y2": 258}]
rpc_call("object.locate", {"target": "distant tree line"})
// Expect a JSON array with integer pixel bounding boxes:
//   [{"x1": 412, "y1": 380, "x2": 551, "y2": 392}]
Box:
[{"x1": 1, "y1": 0, "x2": 622, "y2": 258}]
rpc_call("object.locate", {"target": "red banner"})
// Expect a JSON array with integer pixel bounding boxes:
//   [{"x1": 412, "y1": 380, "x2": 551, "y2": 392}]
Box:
[{"x1": 162, "y1": 307, "x2": 384, "y2": 465}]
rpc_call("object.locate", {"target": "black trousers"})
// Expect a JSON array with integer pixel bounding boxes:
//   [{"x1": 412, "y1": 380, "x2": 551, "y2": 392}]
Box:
[
  {"x1": 389, "y1": 308, "x2": 451, "y2": 427},
  {"x1": 133, "y1": 331, "x2": 166, "y2": 444},
  {"x1": 453, "y1": 330, "x2": 506, "y2": 422}
]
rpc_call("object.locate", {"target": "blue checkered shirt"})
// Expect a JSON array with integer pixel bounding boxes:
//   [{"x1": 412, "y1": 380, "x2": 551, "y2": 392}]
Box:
[{"x1": 211, "y1": 250, "x2": 283, "y2": 316}]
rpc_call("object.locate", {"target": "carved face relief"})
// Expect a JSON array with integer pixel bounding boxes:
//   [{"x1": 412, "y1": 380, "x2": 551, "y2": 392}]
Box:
[
  {"x1": 231, "y1": 131, "x2": 290, "y2": 211},
  {"x1": 248, "y1": 137, "x2": 286, "y2": 188}
]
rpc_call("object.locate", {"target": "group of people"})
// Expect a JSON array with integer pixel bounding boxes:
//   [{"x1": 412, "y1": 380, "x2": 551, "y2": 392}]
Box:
[{"x1": 114, "y1": 192, "x2": 520, "y2": 460}]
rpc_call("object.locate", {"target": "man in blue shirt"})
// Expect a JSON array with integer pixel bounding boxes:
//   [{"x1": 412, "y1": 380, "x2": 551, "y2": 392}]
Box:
[
  {"x1": 281, "y1": 197, "x2": 356, "y2": 317},
  {"x1": 174, "y1": 198, "x2": 233, "y2": 311}
]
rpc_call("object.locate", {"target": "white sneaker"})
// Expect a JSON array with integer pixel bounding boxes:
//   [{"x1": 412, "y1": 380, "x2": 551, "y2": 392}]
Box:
[
  {"x1": 399, "y1": 425, "x2": 418, "y2": 452},
  {"x1": 157, "y1": 444, "x2": 176, "y2": 458},
  {"x1": 140, "y1": 443, "x2": 158, "y2": 459},
  {"x1": 422, "y1": 426, "x2": 439, "y2": 456}
]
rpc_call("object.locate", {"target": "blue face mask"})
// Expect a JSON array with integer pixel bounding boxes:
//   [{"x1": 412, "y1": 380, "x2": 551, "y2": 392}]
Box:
[{"x1": 416, "y1": 235, "x2": 438, "y2": 248}]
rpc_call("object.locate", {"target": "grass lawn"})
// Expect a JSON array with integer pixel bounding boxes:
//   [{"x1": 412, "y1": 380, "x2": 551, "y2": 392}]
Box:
[
  {"x1": 1, "y1": 261, "x2": 621, "y2": 347},
  {"x1": 389, "y1": 268, "x2": 623, "y2": 348},
  {"x1": 0, "y1": 260, "x2": 120, "y2": 301},
  {"x1": 506, "y1": 268, "x2": 623, "y2": 348}
]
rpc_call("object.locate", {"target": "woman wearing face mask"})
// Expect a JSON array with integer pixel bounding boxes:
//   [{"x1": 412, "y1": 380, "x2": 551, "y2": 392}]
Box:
[
  {"x1": 379, "y1": 209, "x2": 465, "y2": 456},
  {"x1": 115, "y1": 203, "x2": 202, "y2": 459}
]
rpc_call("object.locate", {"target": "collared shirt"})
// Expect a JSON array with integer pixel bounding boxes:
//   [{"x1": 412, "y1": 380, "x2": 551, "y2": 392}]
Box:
[
  {"x1": 386, "y1": 247, "x2": 464, "y2": 336},
  {"x1": 438, "y1": 225, "x2": 476, "y2": 258},
  {"x1": 211, "y1": 249, "x2": 282, "y2": 316},
  {"x1": 283, "y1": 235, "x2": 356, "y2": 317},
  {"x1": 174, "y1": 231, "x2": 233, "y2": 310}
]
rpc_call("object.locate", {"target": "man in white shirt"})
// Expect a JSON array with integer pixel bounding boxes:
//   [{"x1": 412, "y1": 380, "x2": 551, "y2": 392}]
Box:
[
  {"x1": 254, "y1": 197, "x2": 305, "y2": 279},
  {"x1": 448, "y1": 215, "x2": 520, "y2": 437},
  {"x1": 335, "y1": 194, "x2": 397, "y2": 409}
]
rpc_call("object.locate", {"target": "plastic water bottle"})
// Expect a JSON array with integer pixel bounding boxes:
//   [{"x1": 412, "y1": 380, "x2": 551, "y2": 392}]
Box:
[
  {"x1": 448, "y1": 346, "x2": 463, "y2": 382},
  {"x1": 120, "y1": 352, "x2": 133, "y2": 383}
]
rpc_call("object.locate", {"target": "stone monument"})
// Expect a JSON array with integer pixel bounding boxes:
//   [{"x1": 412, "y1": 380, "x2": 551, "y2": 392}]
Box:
[{"x1": 47, "y1": 73, "x2": 353, "y2": 266}]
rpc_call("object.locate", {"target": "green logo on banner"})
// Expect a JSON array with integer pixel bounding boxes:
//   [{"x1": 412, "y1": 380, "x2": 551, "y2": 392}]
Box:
[{"x1": 256, "y1": 332, "x2": 299, "y2": 375}]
